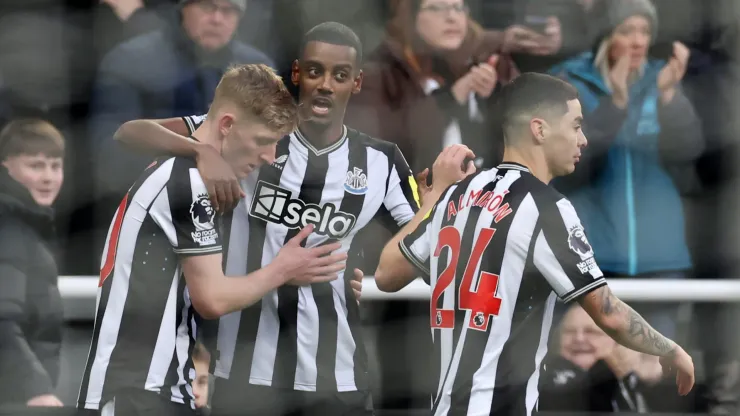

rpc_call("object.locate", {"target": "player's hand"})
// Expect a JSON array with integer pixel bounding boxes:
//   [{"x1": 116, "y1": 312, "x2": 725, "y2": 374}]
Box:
[
  {"x1": 27, "y1": 394, "x2": 64, "y2": 407},
  {"x1": 195, "y1": 143, "x2": 245, "y2": 214},
  {"x1": 351, "y1": 268, "x2": 363, "y2": 304},
  {"x1": 431, "y1": 144, "x2": 476, "y2": 194},
  {"x1": 415, "y1": 168, "x2": 435, "y2": 207},
  {"x1": 277, "y1": 225, "x2": 347, "y2": 286},
  {"x1": 659, "y1": 346, "x2": 695, "y2": 396}
]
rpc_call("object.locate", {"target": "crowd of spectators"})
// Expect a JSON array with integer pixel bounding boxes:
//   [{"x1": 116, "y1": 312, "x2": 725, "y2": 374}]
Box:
[{"x1": 0, "y1": 0, "x2": 739, "y2": 413}]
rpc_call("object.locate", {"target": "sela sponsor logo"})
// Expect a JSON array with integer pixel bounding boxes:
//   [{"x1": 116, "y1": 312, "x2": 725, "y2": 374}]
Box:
[
  {"x1": 446, "y1": 189, "x2": 513, "y2": 223},
  {"x1": 344, "y1": 167, "x2": 368, "y2": 195},
  {"x1": 250, "y1": 181, "x2": 357, "y2": 238},
  {"x1": 190, "y1": 193, "x2": 217, "y2": 246}
]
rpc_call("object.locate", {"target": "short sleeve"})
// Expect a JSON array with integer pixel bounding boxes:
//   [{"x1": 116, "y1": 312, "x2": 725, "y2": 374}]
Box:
[
  {"x1": 398, "y1": 214, "x2": 433, "y2": 277},
  {"x1": 183, "y1": 114, "x2": 207, "y2": 135},
  {"x1": 533, "y1": 198, "x2": 606, "y2": 303},
  {"x1": 383, "y1": 145, "x2": 420, "y2": 228},
  {"x1": 162, "y1": 160, "x2": 222, "y2": 256}
]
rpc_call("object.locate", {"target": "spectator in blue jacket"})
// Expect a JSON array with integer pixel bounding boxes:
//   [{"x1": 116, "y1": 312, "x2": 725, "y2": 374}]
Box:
[
  {"x1": 549, "y1": 0, "x2": 704, "y2": 338},
  {"x1": 91, "y1": 0, "x2": 274, "y2": 198}
]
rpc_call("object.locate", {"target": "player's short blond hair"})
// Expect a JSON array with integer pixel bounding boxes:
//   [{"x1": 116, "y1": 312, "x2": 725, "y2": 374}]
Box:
[
  {"x1": 209, "y1": 64, "x2": 297, "y2": 134},
  {"x1": 0, "y1": 119, "x2": 65, "y2": 160}
]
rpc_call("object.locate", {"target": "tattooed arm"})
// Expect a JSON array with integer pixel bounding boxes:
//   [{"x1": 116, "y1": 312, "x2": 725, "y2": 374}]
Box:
[
  {"x1": 579, "y1": 285, "x2": 676, "y2": 356},
  {"x1": 579, "y1": 285, "x2": 695, "y2": 396}
]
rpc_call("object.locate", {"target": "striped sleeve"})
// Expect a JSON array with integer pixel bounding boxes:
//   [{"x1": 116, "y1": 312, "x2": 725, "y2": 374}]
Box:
[
  {"x1": 532, "y1": 197, "x2": 605, "y2": 303},
  {"x1": 183, "y1": 114, "x2": 207, "y2": 135},
  {"x1": 163, "y1": 159, "x2": 222, "y2": 256},
  {"x1": 383, "y1": 145, "x2": 420, "y2": 229},
  {"x1": 398, "y1": 214, "x2": 433, "y2": 277}
]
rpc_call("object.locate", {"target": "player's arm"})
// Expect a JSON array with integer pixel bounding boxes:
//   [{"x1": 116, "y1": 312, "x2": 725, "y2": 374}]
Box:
[
  {"x1": 376, "y1": 144, "x2": 476, "y2": 291},
  {"x1": 157, "y1": 164, "x2": 346, "y2": 318},
  {"x1": 113, "y1": 116, "x2": 202, "y2": 157},
  {"x1": 532, "y1": 196, "x2": 694, "y2": 395},
  {"x1": 115, "y1": 114, "x2": 243, "y2": 212},
  {"x1": 375, "y1": 196, "x2": 437, "y2": 292},
  {"x1": 181, "y1": 225, "x2": 344, "y2": 319}
]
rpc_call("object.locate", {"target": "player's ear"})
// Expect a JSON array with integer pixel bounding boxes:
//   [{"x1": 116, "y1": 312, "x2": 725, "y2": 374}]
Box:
[
  {"x1": 218, "y1": 113, "x2": 235, "y2": 137},
  {"x1": 291, "y1": 60, "x2": 300, "y2": 86},
  {"x1": 530, "y1": 118, "x2": 548, "y2": 144},
  {"x1": 353, "y1": 70, "x2": 363, "y2": 94}
]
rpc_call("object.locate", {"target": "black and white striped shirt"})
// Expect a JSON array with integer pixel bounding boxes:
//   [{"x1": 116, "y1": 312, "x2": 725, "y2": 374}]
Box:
[
  {"x1": 400, "y1": 163, "x2": 606, "y2": 416},
  {"x1": 185, "y1": 115, "x2": 419, "y2": 392},
  {"x1": 78, "y1": 157, "x2": 222, "y2": 410}
]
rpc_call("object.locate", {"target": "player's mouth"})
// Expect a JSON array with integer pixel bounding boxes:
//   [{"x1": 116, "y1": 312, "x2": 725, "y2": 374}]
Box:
[{"x1": 311, "y1": 97, "x2": 333, "y2": 117}]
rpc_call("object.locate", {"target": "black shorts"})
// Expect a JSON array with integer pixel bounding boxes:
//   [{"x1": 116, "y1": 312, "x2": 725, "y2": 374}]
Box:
[
  {"x1": 98, "y1": 389, "x2": 196, "y2": 416},
  {"x1": 210, "y1": 379, "x2": 375, "y2": 416}
]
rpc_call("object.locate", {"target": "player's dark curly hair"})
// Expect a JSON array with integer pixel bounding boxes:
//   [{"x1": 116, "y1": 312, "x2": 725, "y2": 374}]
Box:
[{"x1": 300, "y1": 22, "x2": 363, "y2": 66}]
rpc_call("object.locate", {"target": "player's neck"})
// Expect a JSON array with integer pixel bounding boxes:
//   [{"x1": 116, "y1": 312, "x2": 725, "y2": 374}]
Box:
[
  {"x1": 501, "y1": 147, "x2": 553, "y2": 184},
  {"x1": 298, "y1": 120, "x2": 345, "y2": 150},
  {"x1": 192, "y1": 120, "x2": 222, "y2": 151}
]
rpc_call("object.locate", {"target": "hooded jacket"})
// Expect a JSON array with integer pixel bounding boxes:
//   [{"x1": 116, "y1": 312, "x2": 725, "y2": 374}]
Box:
[
  {"x1": 0, "y1": 167, "x2": 62, "y2": 405},
  {"x1": 548, "y1": 52, "x2": 704, "y2": 275}
]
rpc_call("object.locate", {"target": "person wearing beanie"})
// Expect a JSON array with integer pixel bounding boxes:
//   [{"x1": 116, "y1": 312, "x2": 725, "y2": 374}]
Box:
[{"x1": 547, "y1": 0, "x2": 704, "y2": 341}]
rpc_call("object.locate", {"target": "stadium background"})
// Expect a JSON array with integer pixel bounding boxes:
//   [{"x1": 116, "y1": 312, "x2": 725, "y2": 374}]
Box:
[{"x1": 1, "y1": 0, "x2": 740, "y2": 414}]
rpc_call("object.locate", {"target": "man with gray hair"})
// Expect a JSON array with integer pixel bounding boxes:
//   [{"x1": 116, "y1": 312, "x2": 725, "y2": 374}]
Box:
[{"x1": 91, "y1": 0, "x2": 274, "y2": 216}]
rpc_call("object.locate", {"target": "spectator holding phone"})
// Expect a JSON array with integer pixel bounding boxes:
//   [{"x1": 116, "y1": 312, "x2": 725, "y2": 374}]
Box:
[
  {"x1": 344, "y1": 0, "x2": 518, "y2": 408},
  {"x1": 549, "y1": 0, "x2": 704, "y2": 340},
  {"x1": 346, "y1": 0, "x2": 518, "y2": 176}
]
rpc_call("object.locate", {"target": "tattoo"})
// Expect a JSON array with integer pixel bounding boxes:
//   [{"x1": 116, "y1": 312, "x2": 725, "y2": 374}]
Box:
[
  {"x1": 599, "y1": 286, "x2": 625, "y2": 316},
  {"x1": 627, "y1": 309, "x2": 675, "y2": 354},
  {"x1": 589, "y1": 286, "x2": 675, "y2": 356}
]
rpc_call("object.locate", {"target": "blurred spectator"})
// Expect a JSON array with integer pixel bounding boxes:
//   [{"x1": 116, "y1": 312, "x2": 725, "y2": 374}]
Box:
[
  {"x1": 346, "y1": 0, "x2": 517, "y2": 176},
  {"x1": 471, "y1": 0, "x2": 590, "y2": 73},
  {"x1": 0, "y1": 119, "x2": 65, "y2": 408},
  {"x1": 345, "y1": 0, "x2": 518, "y2": 408},
  {"x1": 192, "y1": 341, "x2": 211, "y2": 415},
  {"x1": 549, "y1": 0, "x2": 704, "y2": 339},
  {"x1": 93, "y1": 0, "x2": 174, "y2": 61},
  {"x1": 539, "y1": 304, "x2": 667, "y2": 413},
  {"x1": 90, "y1": 0, "x2": 274, "y2": 199}
]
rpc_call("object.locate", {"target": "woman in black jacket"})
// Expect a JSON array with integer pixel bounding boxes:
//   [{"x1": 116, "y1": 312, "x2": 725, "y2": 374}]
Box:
[{"x1": 0, "y1": 119, "x2": 65, "y2": 407}]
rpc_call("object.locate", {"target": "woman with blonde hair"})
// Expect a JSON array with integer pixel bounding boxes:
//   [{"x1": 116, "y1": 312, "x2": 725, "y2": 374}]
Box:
[{"x1": 549, "y1": 0, "x2": 703, "y2": 339}]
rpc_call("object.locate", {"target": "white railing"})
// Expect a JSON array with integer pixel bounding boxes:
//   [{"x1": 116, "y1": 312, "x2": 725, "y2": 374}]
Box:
[{"x1": 58, "y1": 276, "x2": 740, "y2": 321}]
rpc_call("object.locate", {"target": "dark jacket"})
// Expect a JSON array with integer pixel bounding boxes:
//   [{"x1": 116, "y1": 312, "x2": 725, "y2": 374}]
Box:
[
  {"x1": 91, "y1": 23, "x2": 274, "y2": 196},
  {"x1": 0, "y1": 167, "x2": 62, "y2": 405},
  {"x1": 539, "y1": 355, "x2": 650, "y2": 413},
  {"x1": 539, "y1": 354, "x2": 694, "y2": 413}
]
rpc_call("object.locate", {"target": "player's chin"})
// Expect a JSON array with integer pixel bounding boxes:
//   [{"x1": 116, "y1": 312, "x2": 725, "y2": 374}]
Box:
[{"x1": 303, "y1": 115, "x2": 332, "y2": 127}]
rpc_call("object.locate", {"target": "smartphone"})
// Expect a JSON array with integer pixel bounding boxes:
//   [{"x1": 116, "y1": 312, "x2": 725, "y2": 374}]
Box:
[
  {"x1": 524, "y1": 15, "x2": 549, "y2": 35},
  {"x1": 649, "y1": 43, "x2": 675, "y2": 61}
]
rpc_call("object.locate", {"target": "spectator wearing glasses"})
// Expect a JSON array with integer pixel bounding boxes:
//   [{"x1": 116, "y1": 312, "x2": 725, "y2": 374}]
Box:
[
  {"x1": 344, "y1": 0, "x2": 519, "y2": 408},
  {"x1": 0, "y1": 119, "x2": 65, "y2": 408},
  {"x1": 548, "y1": 0, "x2": 704, "y2": 339},
  {"x1": 90, "y1": 0, "x2": 274, "y2": 206}
]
